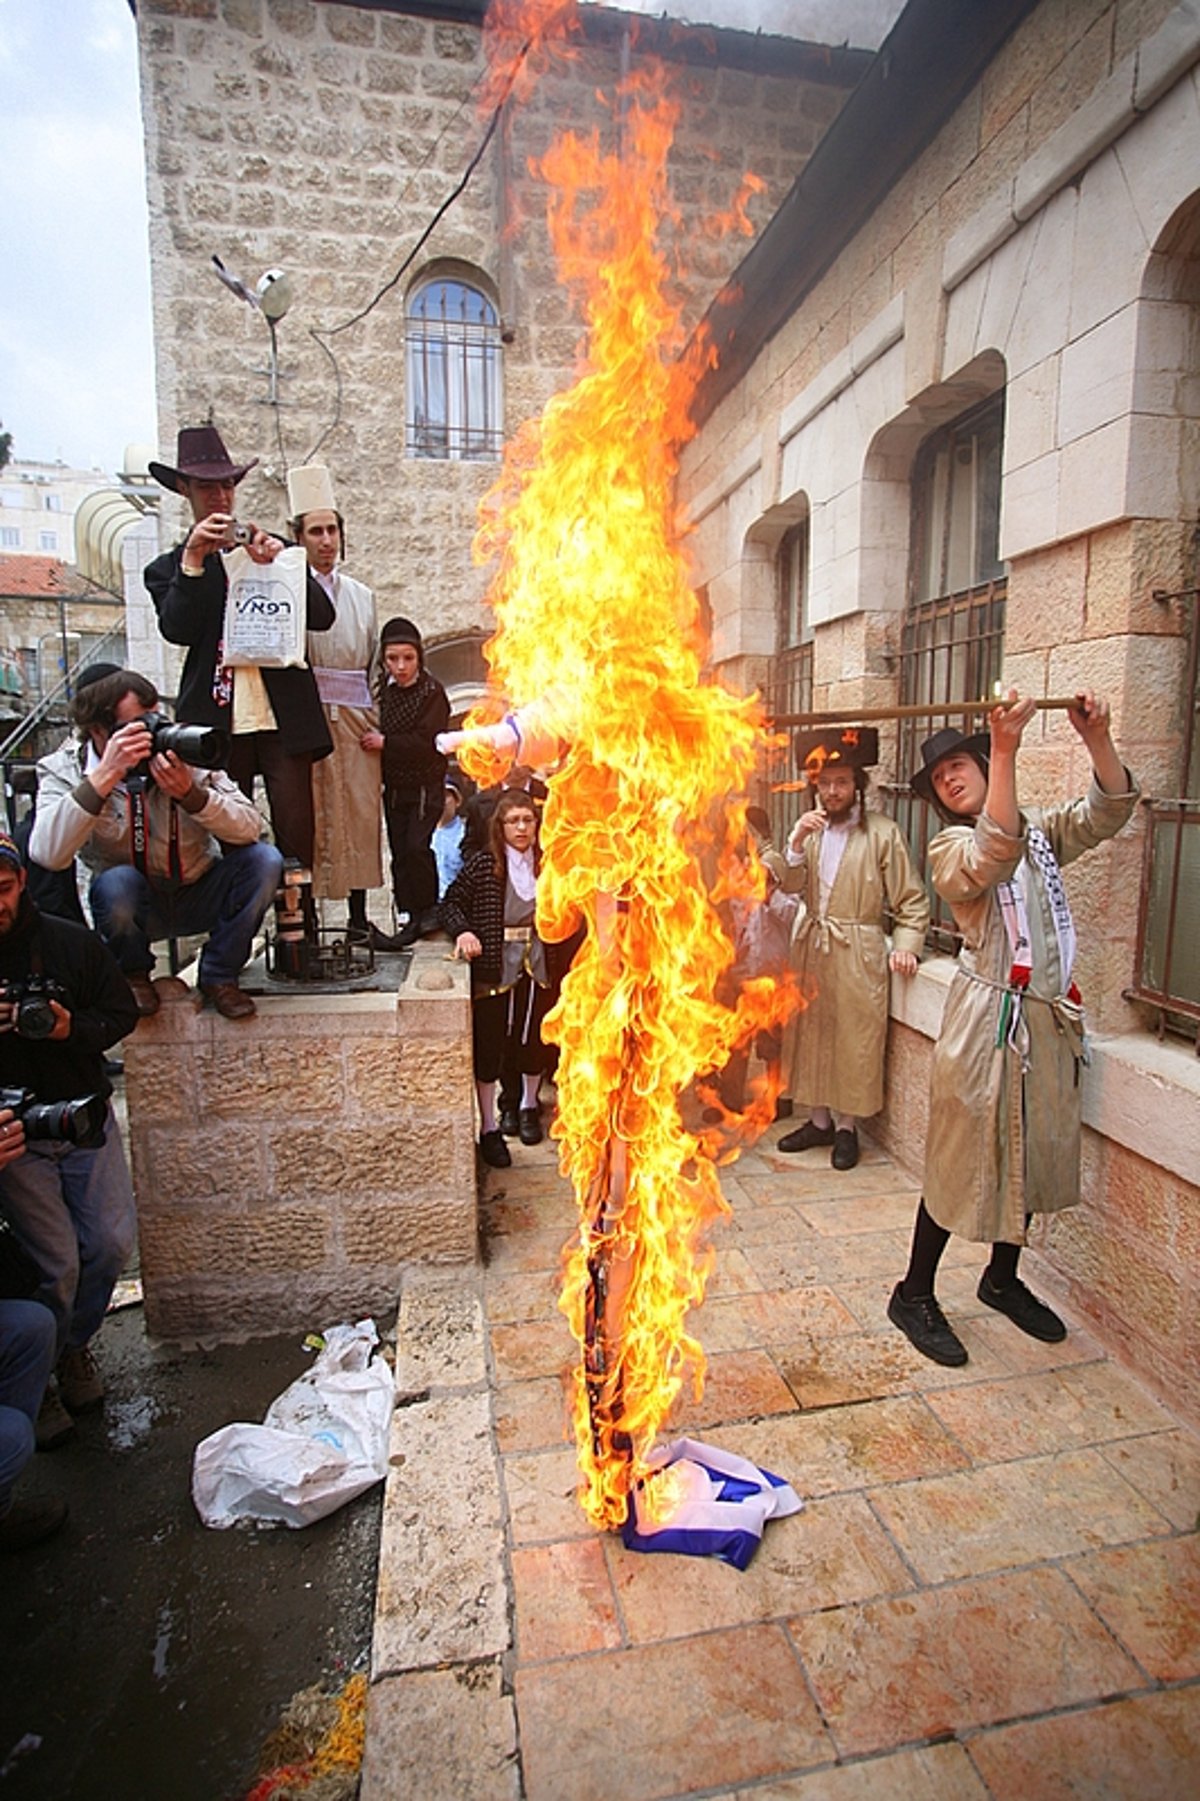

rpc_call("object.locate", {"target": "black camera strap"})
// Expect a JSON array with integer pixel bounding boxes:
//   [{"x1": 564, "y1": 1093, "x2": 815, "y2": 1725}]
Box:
[{"x1": 126, "y1": 782, "x2": 183, "y2": 887}]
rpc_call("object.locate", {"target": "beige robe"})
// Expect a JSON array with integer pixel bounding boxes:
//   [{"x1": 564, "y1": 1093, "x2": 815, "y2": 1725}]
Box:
[
  {"x1": 923, "y1": 776, "x2": 1138, "y2": 1244},
  {"x1": 305, "y1": 569, "x2": 383, "y2": 899},
  {"x1": 780, "y1": 811, "x2": 929, "y2": 1117}
]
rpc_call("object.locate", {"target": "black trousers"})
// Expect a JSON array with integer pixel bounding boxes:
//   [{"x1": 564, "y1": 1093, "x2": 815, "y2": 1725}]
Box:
[
  {"x1": 472, "y1": 976, "x2": 553, "y2": 1084},
  {"x1": 384, "y1": 789, "x2": 442, "y2": 922},
  {"x1": 227, "y1": 732, "x2": 316, "y2": 869}
]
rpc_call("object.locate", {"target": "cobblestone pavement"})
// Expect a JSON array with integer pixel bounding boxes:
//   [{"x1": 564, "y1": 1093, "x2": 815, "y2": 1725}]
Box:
[{"x1": 363, "y1": 1125, "x2": 1200, "y2": 1801}]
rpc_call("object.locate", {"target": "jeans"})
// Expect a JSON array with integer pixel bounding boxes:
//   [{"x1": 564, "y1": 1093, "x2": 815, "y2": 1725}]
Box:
[
  {"x1": 90, "y1": 841, "x2": 284, "y2": 985},
  {"x1": 0, "y1": 1110, "x2": 136, "y2": 1355},
  {"x1": 0, "y1": 1299, "x2": 56, "y2": 1513}
]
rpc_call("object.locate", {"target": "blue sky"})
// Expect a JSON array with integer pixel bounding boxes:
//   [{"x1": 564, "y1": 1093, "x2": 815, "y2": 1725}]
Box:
[{"x1": 0, "y1": 0, "x2": 154, "y2": 475}]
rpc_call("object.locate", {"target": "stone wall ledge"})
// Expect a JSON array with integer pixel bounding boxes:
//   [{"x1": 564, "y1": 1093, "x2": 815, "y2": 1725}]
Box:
[{"x1": 889, "y1": 953, "x2": 1200, "y2": 1190}]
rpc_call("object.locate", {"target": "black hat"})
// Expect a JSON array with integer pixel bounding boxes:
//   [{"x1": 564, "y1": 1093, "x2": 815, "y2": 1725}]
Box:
[
  {"x1": 797, "y1": 726, "x2": 879, "y2": 773},
  {"x1": 910, "y1": 727, "x2": 990, "y2": 805},
  {"x1": 380, "y1": 616, "x2": 423, "y2": 646},
  {"x1": 74, "y1": 661, "x2": 123, "y2": 694},
  {"x1": 149, "y1": 425, "x2": 257, "y2": 495}
]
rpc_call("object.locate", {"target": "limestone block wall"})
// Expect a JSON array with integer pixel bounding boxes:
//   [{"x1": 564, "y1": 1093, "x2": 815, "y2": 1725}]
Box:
[
  {"x1": 124, "y1": 944, "x2": 477, "y2": 1341},
  {"x1": 133, "y1": 0, "x2": 863, "y2": 639}
]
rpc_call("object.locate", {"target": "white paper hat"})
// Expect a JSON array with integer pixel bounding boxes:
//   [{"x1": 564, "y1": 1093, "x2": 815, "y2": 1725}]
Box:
[{"x1": 287, "y1": 463, "x2": 338, "y2": 518}]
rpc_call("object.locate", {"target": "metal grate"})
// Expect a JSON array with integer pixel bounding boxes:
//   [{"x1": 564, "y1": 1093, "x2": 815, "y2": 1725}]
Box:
[
  {"x1": 881, "y1": 579, "x2": 1007, "y2": 949},
  {"x1": 763, "y1": 640, "x2": 813, "y2": 851},
  {"x1": 405, "y1": 279, "x2": 504, "y2": 461}
]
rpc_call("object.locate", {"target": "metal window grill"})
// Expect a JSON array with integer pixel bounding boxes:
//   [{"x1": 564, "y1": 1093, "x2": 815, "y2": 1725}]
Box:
[
  {"x1": 406, "y1": 280, "x2": 504, "y2": 462},
  {"x1": 764, "y1": 640, "x2": 814, "y2": 849},
  {"x1": 1127, "y1": 583, "x2": 1200, "y2": 1047},
  {"x1": 880, "y1": 579, "x2": 1007, "y2": 950}
]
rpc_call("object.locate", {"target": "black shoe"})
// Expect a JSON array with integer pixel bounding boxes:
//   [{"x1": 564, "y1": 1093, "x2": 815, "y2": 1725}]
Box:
[
  {"x1": 479, "y1": 1129, "x2": 512, "y2": 1169},
  {"x1": 831, "y1": 1127, "x2": 859, "y2": 1171},
  {"x1": 393, "y1": 919, "x2": 422, "y2": 950},
  {"x1": 498, "y1": 1107, "x2": 521, "y2": 1137},
  {"x1": 977, "y1": 1272, "x2": 1066, "y2": 1342},
  {"x1": 777, "y1": 1119, "x2": 836, "y2": 1153},
  {"x1": 0, "y1": 1495, "x2": 68, "y2": 1552},
  {"x1": 887, "y1": 1283, "x2": 968, "y2": 1367},
  {"x1": 366, "y1": 922, "x2": 402, "y2": 953},
  {"x1": 518, "y1": 1107, "x2": 543, "y2": 1146}
]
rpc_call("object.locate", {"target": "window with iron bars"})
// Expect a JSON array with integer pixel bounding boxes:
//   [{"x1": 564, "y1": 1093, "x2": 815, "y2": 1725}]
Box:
[
  {"x1": 406, "y1": 277, "x2": 504, "y2": 461},
  {"x1": 1129, "y1": 581, "x2": 1200, "y2": 1044},
  {"x1": 765, "y1": 520, "x2": 814, "y2": 850},
  {"x1": 882, "y1": 393, "x2": 1007, "y2": 948}
]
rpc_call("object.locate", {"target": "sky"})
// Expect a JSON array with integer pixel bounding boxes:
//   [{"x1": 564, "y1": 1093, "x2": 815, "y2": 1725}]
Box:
[
  {"x1": 0, "y1": 0, "x2": 897, "y2": 481},
  {"x1": 0, "y1": 0, "x2": 155, "y2": 476}
]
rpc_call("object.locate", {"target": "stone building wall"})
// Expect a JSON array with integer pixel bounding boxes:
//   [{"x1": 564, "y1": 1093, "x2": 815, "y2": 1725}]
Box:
[
  {"x1": 133, "y1": 0, "x2": 862, "y2": 642},
  {"x1": 125, "y1": 947, "x2": 476, "y2": 1342},
  {"x1": 677, "y1": 0, "x2": 1200, "y2": 1421}
]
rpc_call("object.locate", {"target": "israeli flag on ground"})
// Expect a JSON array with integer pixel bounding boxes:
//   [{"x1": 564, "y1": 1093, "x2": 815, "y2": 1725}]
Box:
[{"x1": 621, "y1": 1436, "x2": 802, "y2": 1570}]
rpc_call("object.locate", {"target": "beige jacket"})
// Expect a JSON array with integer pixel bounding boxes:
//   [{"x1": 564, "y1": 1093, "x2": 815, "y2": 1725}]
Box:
[
  {"x1": 923, "y1": 775, "x2": 1139, "y2": 1244},
  {"x1": 30, "y1": 737, "x2": 266, "y2": 889},
  {"x1": 780, "y1": 810, "x2": 929, "y2": 1117}
]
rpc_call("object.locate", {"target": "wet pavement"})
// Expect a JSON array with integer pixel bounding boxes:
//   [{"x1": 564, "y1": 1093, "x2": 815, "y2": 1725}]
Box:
[{"x1": 0, "y1": 1305, "x2": 382, "y2": 1801}]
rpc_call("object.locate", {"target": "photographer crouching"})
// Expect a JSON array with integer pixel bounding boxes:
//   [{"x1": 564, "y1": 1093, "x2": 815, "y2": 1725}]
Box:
[
  {"x1": 30, "y1": 666, "x2": 284, "y2": 1020},
  {"x1": 0, "y1": 829, "x2": 138, "y2": 1449}
]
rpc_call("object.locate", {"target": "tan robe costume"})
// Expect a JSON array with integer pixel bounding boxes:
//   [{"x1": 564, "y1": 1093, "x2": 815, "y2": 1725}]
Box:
[
  {"x1": 781, "y1": 810, "x2": 929, "y2": 1117},
  {"x1": 305, "y1": 569, "x2": 383, "y2": 899},
  {"x1": 924, "y1": 776, "x2": 1138, "y2": 1244}
]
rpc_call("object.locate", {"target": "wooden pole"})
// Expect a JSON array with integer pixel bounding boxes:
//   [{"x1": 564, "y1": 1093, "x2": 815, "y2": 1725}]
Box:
[{"x1": 771, "y1": 697, "x2": 1081, "y2": 728}]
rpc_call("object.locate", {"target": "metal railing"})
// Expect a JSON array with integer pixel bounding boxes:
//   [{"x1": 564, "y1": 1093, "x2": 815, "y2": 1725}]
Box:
[
  {"x1": 0, "y1": 629, "x2": 127, "y2": 766},
  {"x1": 1128, "y1": 800, "x2": 1200, "y2": 1047}
]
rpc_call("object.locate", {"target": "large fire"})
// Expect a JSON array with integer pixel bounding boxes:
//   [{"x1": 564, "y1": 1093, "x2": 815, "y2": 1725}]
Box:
[{"x1": 462, "y1": 0, "x2": 788, "y2": 1530}]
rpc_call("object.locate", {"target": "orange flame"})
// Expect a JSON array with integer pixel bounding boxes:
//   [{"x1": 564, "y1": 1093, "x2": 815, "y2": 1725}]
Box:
[{"x1": 470, "y1": 5, "x2": 788, "y2": 1531}]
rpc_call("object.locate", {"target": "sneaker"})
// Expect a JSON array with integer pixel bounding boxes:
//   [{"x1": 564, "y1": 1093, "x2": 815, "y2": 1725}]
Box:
[
  {"x1": 977, "y1": 1272, "x2": 1067, "y2": 1342},
  {"x1": 518, "y1": 1107, "x2": 543, "y2": 1146},
  {"x1": 125, "y1": 971, "x2": 160, "y2": 1018},
  {"x1": 831, "y1": 1127, "x2": 859, "y2": 1170},
  {"x1": 887, "y1": 1283, "x2": 968, "y2": 1367},
  {"x1": 57, "y1": 1343, "x2": 104, "y2": 1413},
  {"x1": 777, "y1": 1119, "x2": 836, "y2": 1153},
  {"x1": 0, "y1": 1494, "x2": 68, "y2": 1552},
  {"x1": 35, "y1": 1385, "x2": 76, "y2": 1450},
  {"x1": 478, "y1": 1129, "x2": 512, "y2": 1169},
  {"x1": 498, "y1": 1108, "x2": 521, "y2": 1138}
]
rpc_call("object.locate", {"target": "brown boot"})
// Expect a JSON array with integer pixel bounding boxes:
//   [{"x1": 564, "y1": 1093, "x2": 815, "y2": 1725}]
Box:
[
  {"x1": 58, "y1": 1343, "x2": 104, "y2": 1413},
  {"x1": 36, "y1": 1384, "x2": 76, "y2": 1450},
  {"x1": 199, "y1": 981, "x2": 257, "y2": 1020}
]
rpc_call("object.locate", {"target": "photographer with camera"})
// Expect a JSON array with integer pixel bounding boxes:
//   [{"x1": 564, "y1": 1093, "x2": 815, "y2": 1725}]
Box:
[
  {"x1": 143, "y1": 426, "x2": 334, "y2": 873},
  {"x1": 30, "y1": 667, "x2": 284, "y2": 1020},
  {"x1": 0, "y1": 830, "x2": 138, "y2": 1448}
]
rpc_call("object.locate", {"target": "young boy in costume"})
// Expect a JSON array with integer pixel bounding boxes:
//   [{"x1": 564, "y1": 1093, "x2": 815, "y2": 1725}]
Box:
[{"x1": 888, "y1": 690, "x2": 1138, "y2": 1366}]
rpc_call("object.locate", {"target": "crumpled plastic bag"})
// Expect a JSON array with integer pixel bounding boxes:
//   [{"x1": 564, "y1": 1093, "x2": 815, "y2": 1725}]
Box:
[{"x1": 192, "y1": 1320, "x2": 394, "y2": 1529}]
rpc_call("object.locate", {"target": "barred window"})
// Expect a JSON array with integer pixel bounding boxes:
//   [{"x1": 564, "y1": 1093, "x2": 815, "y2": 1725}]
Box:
[
  {"x1": 766, "y1": 519, "x2": 814, "y2": 848},
  {"x1": 890, "y1": 393, "x2": 1007, "y2": 947},
  {"x1": 1131, "y1": 590, "x2": 1200, "y2": 1039},
  {"x1": 405, "y1": 276, "x2": 503, "y2": 461}
]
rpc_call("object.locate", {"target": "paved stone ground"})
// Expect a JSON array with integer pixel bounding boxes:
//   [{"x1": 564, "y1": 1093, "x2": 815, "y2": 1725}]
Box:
[{"x1": 362, "y1": 1125, "x2": 1200, "y2": 1801}]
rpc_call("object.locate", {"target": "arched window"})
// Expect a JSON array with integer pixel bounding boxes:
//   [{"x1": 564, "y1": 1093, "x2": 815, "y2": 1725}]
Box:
[{"x1": 405, "y1": 275, "x2": 503, "y2": 461}]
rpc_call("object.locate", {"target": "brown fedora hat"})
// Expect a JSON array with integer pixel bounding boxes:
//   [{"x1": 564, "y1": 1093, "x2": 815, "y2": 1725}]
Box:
[
  {"x1": 910, "y1": 726, "x2": 991, "y2": 805},
  {"x1": 148, "y1": 425, "x2": 257, "y2": 494}
]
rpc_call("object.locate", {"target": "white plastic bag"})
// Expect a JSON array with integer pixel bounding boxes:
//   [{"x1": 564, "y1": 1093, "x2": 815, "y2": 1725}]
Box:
[
  {"x1": 192, "y1": 1320, "x2": 394, "y2": 1529},
  {"x1": 220, "y1": 543, "x2": 308, "y2": 667}
]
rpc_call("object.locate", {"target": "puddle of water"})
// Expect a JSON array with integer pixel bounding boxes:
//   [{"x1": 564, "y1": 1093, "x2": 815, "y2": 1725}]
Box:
[{"x1": 105, "y1": 1392, "x2": 160, "y2": 1452}]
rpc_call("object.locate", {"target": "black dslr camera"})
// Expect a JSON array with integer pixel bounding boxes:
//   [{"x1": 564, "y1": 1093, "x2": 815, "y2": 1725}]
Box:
[
  {"x1": 0, "y1": 974, "x2": 68, "y2": 1040},
  {"x1": 0, "y1": 1086, "x2": 108, "y2": 1149},
  {"x1": 131, "y1": 712, "x2": 231, "y2": 781}
]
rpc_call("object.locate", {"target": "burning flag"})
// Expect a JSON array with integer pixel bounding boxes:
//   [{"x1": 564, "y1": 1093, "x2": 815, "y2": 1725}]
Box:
[{"x1": 451, "y1": 1, "x2": 793, "y2": 1538}]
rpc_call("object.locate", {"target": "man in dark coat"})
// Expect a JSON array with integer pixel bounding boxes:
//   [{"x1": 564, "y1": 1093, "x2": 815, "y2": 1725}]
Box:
[
  {"x1": 0, "y1": 830, "x2": 138, "y2": 1446},
  {"x1": 143, "y1": 425, "x2": 334, "y2": 870}
]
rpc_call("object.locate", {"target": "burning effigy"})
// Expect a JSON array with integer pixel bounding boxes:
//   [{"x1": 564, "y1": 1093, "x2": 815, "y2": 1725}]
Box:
[{"x1": 444, "y1": 0, "x2": 798, "y2": 1554}]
